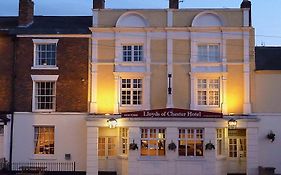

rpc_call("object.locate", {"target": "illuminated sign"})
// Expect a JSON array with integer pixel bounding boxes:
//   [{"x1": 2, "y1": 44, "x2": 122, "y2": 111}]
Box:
[{"x1": 121, "y1": 108, "x2": 222, "y2": 118}]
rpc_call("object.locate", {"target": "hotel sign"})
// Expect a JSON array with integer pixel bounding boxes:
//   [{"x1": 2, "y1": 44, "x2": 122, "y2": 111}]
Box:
[{"x1": 121, "y1": 108, "x2": 223, "y2": 118}]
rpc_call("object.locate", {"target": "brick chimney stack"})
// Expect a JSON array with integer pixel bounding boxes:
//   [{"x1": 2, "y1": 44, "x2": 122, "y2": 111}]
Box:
[
  {"x1": 93, "y1": 0, "x2": 105, "y2": 9},
  {"x1": 169, "y1": 0, "x2": 179, "y2": 9},
  {"x1": 18, "y1": 0, "x2": 34, "y2": 27}
]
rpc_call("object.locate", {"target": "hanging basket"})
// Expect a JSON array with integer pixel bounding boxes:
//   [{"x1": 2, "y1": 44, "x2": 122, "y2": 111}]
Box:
[
  {"x1": 168, "y1": 141, "x2": 177, "y2": 151},
  {"x1": 129, "y1": 140, "x2": 138, "y2": 150},
  {"x1": 205, "y1": 141, "x2": 215, "y2": 150},
  {"x1": 267, "y1": 131, "x2": 276, "y2": 142}
]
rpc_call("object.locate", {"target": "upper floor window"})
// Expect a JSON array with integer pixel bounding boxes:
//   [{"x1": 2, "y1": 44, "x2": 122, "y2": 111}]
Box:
[
  {"x1": 197, "y1": 78, "x2": 220, "y2": 106},
  {"x1": 33, "y1": 39, "x2": 59, "y2": 69},
  {"x1": 34, "y1": 126, "x2": 55, "y2": 155},
  {"x1": 121, "y1": 78, "x2": 142, "y2": 105},
  {"x1": 35, "y1": 82, "x2": 56, "y2": 111},
  {"x1": 198, "y1": 44, "x2": 220, "y2": 62},
  {"x1": 141, "y1": 128, "x2": 165, "y2": 156},
  {"x1": 31, "y1": 75, "x2": 59, "y2": 112},
  {"x1": 122, "y1": 45, "x2": 143, "y2": 62},
  {"x1": 178, "y1": 128, "x2": 204, "y2": 157}
]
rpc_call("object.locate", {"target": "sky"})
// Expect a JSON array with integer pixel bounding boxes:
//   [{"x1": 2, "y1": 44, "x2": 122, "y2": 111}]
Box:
[{"x1": 0, "y1": 0, "x2": 280, "y2": 46}]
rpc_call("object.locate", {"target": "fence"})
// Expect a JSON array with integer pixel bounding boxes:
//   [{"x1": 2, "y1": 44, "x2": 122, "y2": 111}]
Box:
[{"x1": 0, "y1": 159, "x2": 77, "y2": 174}]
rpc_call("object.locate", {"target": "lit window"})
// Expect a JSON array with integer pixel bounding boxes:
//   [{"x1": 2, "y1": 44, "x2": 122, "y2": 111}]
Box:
[
  {"x1": 34, "y1": 126, "x2": 54, "y2": 154},
  {"x1": 178, "y1": 128, "x2": 204, "y2": 157},
  {"x1": 198, "y1": 44, "x2": 220, "y2": 62},
  {"x1": 216, "y1": 128, "x2": 224, "y2": 155},
  {"x1": 141, "y1": 128, "x2": 165, "y2": 156},
  {"x1": 197, "y1": 78, "x2": 220, "y2": 106},
  {"x1": 121, "y1": 79, "x2": 142, "y2": 105},
  {"x1": 35, "y1": 44, "x2": 57, "y2": 66},
  {"x1": 120, "y1": 128, "x2": 128, "y2": 155},
  {"x1": 228, "y1": 129, "x2": 247, "y2": 158},
  {"x1": 98, "y1": 137, "x2": 116, "y2": 157},
  {"x1": 123, "y1": 45, "x2": 143, "y2": 62},
  {"x1": 35, "y1": 82, "x2": 56, "y2": 110}
]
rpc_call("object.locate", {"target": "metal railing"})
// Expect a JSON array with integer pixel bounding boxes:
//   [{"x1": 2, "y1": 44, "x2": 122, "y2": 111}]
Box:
[{"x1": 0, "y1": 158, "x2": 76, "y2": 172}]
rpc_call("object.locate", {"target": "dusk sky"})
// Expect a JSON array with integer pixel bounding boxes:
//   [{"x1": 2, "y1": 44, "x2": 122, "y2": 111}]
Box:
[{"x1": 0, "y1": 0, "x2": 280, "y2": 46}]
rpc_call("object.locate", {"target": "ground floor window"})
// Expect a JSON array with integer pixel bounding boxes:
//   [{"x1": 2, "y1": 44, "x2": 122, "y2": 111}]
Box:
[
  {"x1": 98, "y1": 137, "x2": 117, "y2": 157},
  {"x1": 217, "y1": 128, "x2": 225, "y2": 155},
  {"x1": 34, "y1": 126, "x2": 54, "y2": 154},
  {"x1": 178, "y1": 128, "x2": 204, "y2": 157},
  {"x1": 141, "y1": 128, "x2": 165, "y2": 156},
  {"x1": 120, "y1": 128, "x2": 128, "y2": 155}
]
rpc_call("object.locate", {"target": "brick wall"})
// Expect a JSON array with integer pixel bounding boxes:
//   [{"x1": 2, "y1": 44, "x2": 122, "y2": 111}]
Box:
[
  {"x1": 0, "y1": 34, "x2": 14, "y2": 112},
  {"x1": 15, "y1": 37, "x2": 89, "y2": 112}
]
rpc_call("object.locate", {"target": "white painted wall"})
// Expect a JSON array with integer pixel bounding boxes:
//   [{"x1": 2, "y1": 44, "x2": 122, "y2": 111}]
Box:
[
  {"x1": 257, "y1": 115, "x2": 281, "y2": 174},
  {"x1": 12, "y1": 113, "x2": 87, "y2": 171}
]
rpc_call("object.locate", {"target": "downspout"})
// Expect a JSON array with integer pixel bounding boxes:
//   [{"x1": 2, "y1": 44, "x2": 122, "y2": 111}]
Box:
[{"x1": 9, "y1": 35, "x2": 17, "y2": 169}]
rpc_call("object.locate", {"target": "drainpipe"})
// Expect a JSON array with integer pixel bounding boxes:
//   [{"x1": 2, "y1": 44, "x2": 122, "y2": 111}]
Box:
[{"x1": 9, "y1": 36, "x2": 17, "y2": 170}]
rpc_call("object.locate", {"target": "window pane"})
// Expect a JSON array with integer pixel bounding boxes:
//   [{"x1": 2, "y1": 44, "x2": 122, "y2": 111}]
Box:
[
  {"x1": 35, "y1": 82, "x2": 55, "y2": 110},
  {"x1": 34, "y1": 126, "x2": 54, "y2": 155},
  {"x1": 198, "y1": 45, "x2": 208, "y2": 62}
]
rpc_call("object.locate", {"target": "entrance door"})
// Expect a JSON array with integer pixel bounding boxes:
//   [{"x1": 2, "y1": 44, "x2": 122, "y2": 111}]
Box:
[
  {"x1": 98, "y1": 137, "x2": 117, "y2": 172},
  {"x1": 228, "y1": 129, "x2": 247, "y2": 174}
]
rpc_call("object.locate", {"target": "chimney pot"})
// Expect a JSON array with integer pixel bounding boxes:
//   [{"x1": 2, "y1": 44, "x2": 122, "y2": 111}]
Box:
[
  {"x1": 93, "y1": 0, "x2": 105, "y2": 9},
  {"x1": 169, "y1": 0, "x2": 179, "y2": 9},
  {"x1": 18, "y1": 0, "x2": 34, "y2": 27}
]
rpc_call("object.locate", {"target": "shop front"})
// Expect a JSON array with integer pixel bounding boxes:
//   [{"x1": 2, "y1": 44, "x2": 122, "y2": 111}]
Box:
[{"x1": 86, "y1": 109, "x2": 259, "y2": 175}]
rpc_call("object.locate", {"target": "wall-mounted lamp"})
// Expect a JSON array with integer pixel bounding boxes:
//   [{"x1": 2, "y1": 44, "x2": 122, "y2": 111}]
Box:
[
  {"x1": 228, "y1": 118, "x2": 237, "y2": 129},
  {"x1": 168, "y1": 74, "x2": 172, "y2": 95},
  {"x1": 107, "y1": 118, "x2": 117, "y2": 128}
]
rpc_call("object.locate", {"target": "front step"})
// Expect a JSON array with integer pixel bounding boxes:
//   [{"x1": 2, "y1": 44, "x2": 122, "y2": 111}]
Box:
[{"x1": 98, "y1": 171, "x2": 117, "y2": 175}]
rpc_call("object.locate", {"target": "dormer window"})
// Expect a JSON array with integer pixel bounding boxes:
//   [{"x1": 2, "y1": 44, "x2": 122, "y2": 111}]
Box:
[{"x1": 122, "y1": 45, "x2": 143, "y2": 62}]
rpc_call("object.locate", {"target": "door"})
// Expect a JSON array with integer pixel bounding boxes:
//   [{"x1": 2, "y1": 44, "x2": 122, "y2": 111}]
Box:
[
  {"x1": 98, "y1": 137, "x2": 117, "y2": 172},
  {"x1": 228, "y1": 129, "x2": 247, "y2": 174}
]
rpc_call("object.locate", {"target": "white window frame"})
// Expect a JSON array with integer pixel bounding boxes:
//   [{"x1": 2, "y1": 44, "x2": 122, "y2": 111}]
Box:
[
  {"x1": 122, "y1": 44, "x2": 144, "y2": 62},
  {"x1": 32, "y1": 39, "x2": 59, "y2": 70},
  {"x1": 216, "y1": 128, "x2": 225, "y2": 156},
  {"x1": 120, "y1": 78, "x2": 142, "y2": 106},
  {"x1": 34, "y1": 126, "x2": 55, "y2": 155},
  {"x1": 140, "y1": 128, "x2": 166, "y2": 157},
  {"x1": 191, "y1": 74, "x2": 223, "y2": 112},
  {"x1": 197, "y1": 78, "x2": 220, "y2": 106},
  {"x1": 178, "y1": 128, "x2": 204, "y2": 157},
  {"x1": 197, "y1": 44, "x2": 220, "y2": 62},
  {"x1": 31, "y1": 75, "x2": 59, "y2": 112},
  {"x1": 120, "y1": 128, "x2": 128, "y2": 155}
]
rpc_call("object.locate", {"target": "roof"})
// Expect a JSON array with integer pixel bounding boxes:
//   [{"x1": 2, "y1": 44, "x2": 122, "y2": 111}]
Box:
[
  {"x1": 0, "y1": 16, "x2": 92, "y2": 35},
  {"x1": 0, "y1": 17, "x2": 18, "y2": 32},
  {"x1": 255, "y1": 47, "x2": 281, "y2": 71}
]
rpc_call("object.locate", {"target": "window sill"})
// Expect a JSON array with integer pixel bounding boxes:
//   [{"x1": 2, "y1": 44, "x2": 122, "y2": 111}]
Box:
[
  {"x1": 216, "y1": 155, "x2": 227, "y2": 160},
  {"x1": 193, "y1": 106, "x2": 221, "y2": 113},
  {"x1": 119, "y1": 106, "x2": 143, "y2": 112},
  {"x1": 176, "y1": 156, "x2": 206, "y2": 161},
  {"x1": 32, "y1": 110, "x2": 56, "y2": 113},
  {"x1": 30, "y1": 154, "x2": 56, "y2": 160},
  {"x1": 31, "y1": 66, "x2": 59, "y2": 70},
  {"x1": 138, "y1": 156, "x2": 168, "y2": 161},
  {"x1": 117, "y1": 155, "x2": 128, "y2": 160}
]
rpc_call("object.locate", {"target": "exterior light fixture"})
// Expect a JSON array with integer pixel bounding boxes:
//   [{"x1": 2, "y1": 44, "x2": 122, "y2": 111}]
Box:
[
  {"x1": 228, "y1": 118, "x2": 237, "y2": 129},
  {"x1": 107, "y1": 118, "x2": 117, "y2": 128}
]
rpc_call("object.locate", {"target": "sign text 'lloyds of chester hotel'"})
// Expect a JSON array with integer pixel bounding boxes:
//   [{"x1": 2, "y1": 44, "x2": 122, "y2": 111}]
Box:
[{"x1": 121, "y1": 108, "x2": 223, "y2": 118}]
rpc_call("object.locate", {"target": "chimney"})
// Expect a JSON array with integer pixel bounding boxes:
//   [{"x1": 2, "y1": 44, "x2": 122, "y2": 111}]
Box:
[
  {"x1": 18, "y1": 0, "x2": 34, "y2": 27},
  {"x1": 169, "y1": 0, "x2": 179, "y2": 9},
  {"x1": 240, "y1": 0, "x2": 252, "y2": 26},
  {"x1": 93, "y1": 0, "x2": 105, "y2": 9}
]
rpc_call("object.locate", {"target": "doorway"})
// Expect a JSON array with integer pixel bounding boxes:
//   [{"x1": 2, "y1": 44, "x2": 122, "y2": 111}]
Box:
[
  {"x1": 98, "y1": 136, "x2": 117, "y2": 172},
  {"x1": 227, "y1": 129, "x2": 247, "y2": 174}
]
